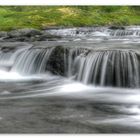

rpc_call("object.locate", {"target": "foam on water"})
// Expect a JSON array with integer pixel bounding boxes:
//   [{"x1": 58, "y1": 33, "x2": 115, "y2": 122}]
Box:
[{"x1": 0, "y1": 27, "x2": 139, "y2": 133}]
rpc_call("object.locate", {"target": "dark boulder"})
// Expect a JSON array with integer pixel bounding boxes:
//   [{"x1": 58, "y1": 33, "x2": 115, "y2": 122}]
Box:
[
  {"x1": 46, "y1": 46, "x2": 66, "y2": 76},
  {"x1": 109, "y1": 26, "x2": 125, "y2": 30}
]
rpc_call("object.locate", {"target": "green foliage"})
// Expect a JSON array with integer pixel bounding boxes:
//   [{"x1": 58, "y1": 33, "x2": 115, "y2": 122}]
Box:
[
  {"x1": 100, "y1": 6, "x2": 121, "y2": 13},
  {"x1": 0, "y1": 6, "x2": 139, "y2": 31}
]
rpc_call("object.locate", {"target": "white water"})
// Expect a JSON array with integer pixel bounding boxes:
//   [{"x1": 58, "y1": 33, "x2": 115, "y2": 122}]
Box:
[
  {"x1": 46, "y1": 26, "x2": 140, "y2": 38},
  {"x1": 0, "y1": 27, "x2": 140, "y2": 133},
  {"x1": 67, "y1": 48, "x2": 140, "y2": 88}
]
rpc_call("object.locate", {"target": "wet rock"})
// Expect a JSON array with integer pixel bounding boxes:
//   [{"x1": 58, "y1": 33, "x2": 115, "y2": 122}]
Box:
[
  {"x1": 109, "y1": 26, "x2": 125, "y2": 30},
  {"x1": 4, "y1": 28, "x2": 43, "y2": 42},
  {"x1": 8, "y1": 28, "x2": 42, "y2": 38},
  {"x1": 0, "y1": 42, "x2": 32, "y2": 52},
  {"x1": 47, "y1": 46, "x2": 66, "y2": 76},
  {"x1": 3, "y1": 29, "x2": 61, "y2": 42},
  {"x1": 0, "y1": 46, "x2": 16, "y2": 52},
  {"x1": 0, "y1": 31, "x2": 8, "y2": 38},
  {"x1": 36, "y1": 33, "x2": 61, "y2": 41}
]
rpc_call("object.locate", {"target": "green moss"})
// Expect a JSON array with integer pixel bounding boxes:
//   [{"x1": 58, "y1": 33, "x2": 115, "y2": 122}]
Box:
[{"x1": 0, "y1": 6, "x2": 139, "y2": 31}]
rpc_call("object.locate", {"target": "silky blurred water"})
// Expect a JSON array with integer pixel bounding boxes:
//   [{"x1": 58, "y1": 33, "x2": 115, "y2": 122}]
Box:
[
  {"x1": 0, "y1": 27, "x2": 140, "y2": 133},
  {"x1": 0, "y1": 73, "x2": 139, "y2": 133}
]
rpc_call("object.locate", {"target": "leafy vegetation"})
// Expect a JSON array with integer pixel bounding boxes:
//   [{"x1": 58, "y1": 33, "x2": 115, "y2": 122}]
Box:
[{"x1": 0, "y1": 6, "x2": 140, "y2": 31}]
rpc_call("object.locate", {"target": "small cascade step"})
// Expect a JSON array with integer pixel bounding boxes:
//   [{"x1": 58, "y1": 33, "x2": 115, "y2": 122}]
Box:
[{"x1": 0, "y1": 44, "x2": 140, "y2": 88}]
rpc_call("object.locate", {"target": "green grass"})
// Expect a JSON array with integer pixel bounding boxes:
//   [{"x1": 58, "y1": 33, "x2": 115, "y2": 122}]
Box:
[{"x1": 0, "y1": 6, "x2": 139, "y2": 31}]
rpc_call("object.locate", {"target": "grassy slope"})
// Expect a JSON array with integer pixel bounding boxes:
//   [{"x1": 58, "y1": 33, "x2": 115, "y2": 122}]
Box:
[{"x1": 0, "y1": 6, "x2": 140, "y2": 31}]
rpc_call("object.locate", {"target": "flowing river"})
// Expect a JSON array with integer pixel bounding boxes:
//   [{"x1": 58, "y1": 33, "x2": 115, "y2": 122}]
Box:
[{"x1": 0, "y1": 26, "x2": 140, "y2": 133}]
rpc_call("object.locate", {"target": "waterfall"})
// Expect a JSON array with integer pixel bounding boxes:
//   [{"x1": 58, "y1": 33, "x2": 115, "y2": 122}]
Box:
[
  {"x1": 0, "y1": 48, "x2": 25, "y2": 67},
  {"x1": 11, "y1": 48, "x2": 54, "y2": 74},
  {"x1": 0, "y1": 47, "x2": 54, "y2": 75},
  {"x1": 67, "y1": 48, "x2": 140, "y2": 88},
  {"x1": 1, "y1": 25, "x2": 140, "y2": 88},
  {"x1": 0, "y1": 44, "x2": 139, "y2": 88},
  {"x1": 0, "y1": 45, "x2": 139, "y2": 88}
]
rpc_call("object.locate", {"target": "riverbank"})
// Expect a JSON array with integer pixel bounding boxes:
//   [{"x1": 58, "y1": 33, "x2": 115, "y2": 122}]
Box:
[{"x1": 0, "y1": 6, "x2": 140, "y2": 31}]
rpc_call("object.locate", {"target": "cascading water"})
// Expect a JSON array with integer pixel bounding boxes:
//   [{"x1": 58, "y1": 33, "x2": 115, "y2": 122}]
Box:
[
  {"x1": 1, "y1": 27, "x2": 140, "y2": 133},
  {"x1": 11, "y1": 47, "x2": 54, "y2": 74},
  {"x1": 0, "y1": 44, "x2": 139, "y2": 88},
  {"x1": 0, "y1": 27, "x2": 140, "y2": 87},
  {"x1": 67, "y1": 48, "x2": 140, "y2": 88},
  {"x1": 0, "y1": 47, "x2": 54, "y2": 75}
]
